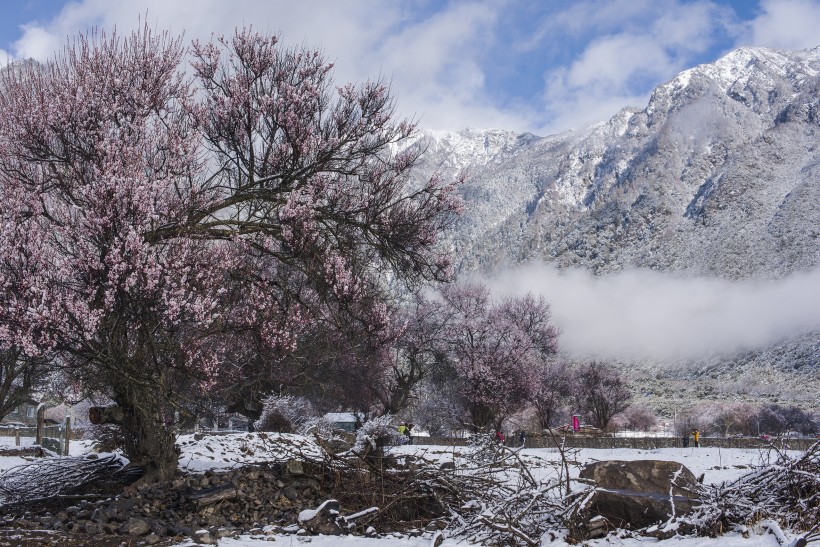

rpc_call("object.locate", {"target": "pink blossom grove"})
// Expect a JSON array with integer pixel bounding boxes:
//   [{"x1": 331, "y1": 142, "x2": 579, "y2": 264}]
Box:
[
  {"x1": 0, "y1": 25, "x2": 462, "y2": 480},
  {"x1": 394, "y1": 283, "x2": 560, "y2": 432}
]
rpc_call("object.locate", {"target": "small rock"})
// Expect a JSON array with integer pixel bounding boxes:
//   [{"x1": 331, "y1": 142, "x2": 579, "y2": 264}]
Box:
[
  {"x1": 119, "y1": 517, "x2": 151, "y2": 536},
  {"x1": 285, "y1": 459, "x2": 306, "y2": 476},
  {"x1": 144, "y1": 533, "x2": 161, "y2": 545},
  {"x1": 193, "y1": 528, "x2": 215, "y2": 544},
  {"x1": 216, "y1": 527, "x2": 236, "y2": 538},
  {"x1": 91, "y1": 508, "x2": 108, "y2": 523}
]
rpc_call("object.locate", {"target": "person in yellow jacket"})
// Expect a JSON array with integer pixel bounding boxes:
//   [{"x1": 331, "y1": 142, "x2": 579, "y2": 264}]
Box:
[{"x1": 692, "y1": 428, "x2": 700, "y2": 447}]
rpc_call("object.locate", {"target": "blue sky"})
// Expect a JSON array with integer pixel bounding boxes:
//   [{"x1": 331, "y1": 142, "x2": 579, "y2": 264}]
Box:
[{"x1": 1, "y1": 0, "x2": 819, "y2": 135}]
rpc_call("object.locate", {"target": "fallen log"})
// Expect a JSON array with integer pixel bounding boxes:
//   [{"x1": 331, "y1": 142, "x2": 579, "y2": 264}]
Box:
[{"x1": 184, "y1": 484, "x2": 238, "y2": 507}]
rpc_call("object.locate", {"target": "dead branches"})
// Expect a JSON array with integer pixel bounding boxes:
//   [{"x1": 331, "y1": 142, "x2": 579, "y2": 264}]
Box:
[
  {"x1": 0, "y1": 453, "x2": 136, "y2": 508},
  {"x1": 319, "y1": 433, "x2": 592, "y2": 545},
  {"x1": 684, "y1": 441, "x2": 820, "y2": 540}
]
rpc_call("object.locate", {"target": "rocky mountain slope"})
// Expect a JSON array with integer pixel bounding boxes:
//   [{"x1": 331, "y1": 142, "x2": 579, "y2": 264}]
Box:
[{"x1": 412, "y1": 46, "x2": 820, "y2": 412}]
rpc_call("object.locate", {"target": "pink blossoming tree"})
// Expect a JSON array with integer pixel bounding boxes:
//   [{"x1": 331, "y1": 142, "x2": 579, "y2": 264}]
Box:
[
  {"x1": 409, "y1": 284, "x2": 560, "y2": 432},
  {"x1": 0, "y1": 25, "x2": 461, "y2": 481}
]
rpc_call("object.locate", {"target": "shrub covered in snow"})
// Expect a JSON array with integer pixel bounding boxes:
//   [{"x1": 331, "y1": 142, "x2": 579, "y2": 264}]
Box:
[
  {"x1": 352, "y1": 415, "x2": 400, "y2": 454},
  {"x1": 301, "y1": 416, "x2": 338, "y2": 439},
  {"x1": 254, "y1": 395, "x2": 317, "y2": 434}
]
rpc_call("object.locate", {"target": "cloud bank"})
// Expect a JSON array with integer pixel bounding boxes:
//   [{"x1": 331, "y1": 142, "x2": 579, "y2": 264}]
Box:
[{"x1": 483, "y1": 265, "x2": 820, "y2": 362}]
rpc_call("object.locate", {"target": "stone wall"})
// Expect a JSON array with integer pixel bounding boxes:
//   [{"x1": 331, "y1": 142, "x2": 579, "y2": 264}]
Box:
[{"x1": 411, "y1": 435, "x2": 817, "y2": 451}]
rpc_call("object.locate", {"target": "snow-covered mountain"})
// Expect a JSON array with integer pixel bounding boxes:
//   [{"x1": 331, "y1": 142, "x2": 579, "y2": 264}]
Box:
[
  {"x1": 414, "y1": 46, "x2": 820, "y2": 411},
  {"x1": 421, "y1": 46, "x2": 820, "y2": 278}
]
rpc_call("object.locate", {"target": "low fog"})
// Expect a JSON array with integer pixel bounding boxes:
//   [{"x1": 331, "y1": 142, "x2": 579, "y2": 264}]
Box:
[{"x1": 483, "y1": 265, "x2": 820, "y2": 362}]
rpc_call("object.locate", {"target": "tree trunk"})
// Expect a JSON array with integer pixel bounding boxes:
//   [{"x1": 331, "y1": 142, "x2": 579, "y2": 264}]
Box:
[
  {"x1": 116, "y1": 387, "x2": 178, "y2": 484},
  {"x1": 470, "y1": 404, "x2": 494, "y2": 432}
]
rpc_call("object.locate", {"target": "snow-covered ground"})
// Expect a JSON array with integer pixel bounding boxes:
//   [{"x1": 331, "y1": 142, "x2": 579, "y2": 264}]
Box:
[
  {"x1": 389, "y1": 443, "x2": 788, "y2": 487},
  {"x1": 167, "y1": 434, "x2": 793, "y2": 488},
  {"x1": 168, "y1": 436, "x2": 804, "y2": 547},
  {"x1": 176, "y1": 432, "x2": 324, "y2": 472},
  {"x1": 175, "y1": 532, "x2": 781, "y2": 547},
  {"x1": 0, "y1": 435, "x2": 807, "y2": 547}
]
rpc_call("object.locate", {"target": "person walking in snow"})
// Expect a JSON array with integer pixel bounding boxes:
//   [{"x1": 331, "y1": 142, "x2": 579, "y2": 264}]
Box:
[{"x1": 692, "y1": 428, "x2": 700, "y2": 447}]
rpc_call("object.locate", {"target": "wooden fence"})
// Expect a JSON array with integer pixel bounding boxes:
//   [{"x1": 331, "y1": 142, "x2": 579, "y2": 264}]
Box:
[{"x1": 0, "y1": 407, "x2": 71, "y2": 455}]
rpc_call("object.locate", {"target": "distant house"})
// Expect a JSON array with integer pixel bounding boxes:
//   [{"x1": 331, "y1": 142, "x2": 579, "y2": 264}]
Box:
[
  {"x1": 2, "y1": 398, "x2": 40, "y2": 426},
  {"x1": 324, "y1": 412, "x2": 358, "y2": 432}
]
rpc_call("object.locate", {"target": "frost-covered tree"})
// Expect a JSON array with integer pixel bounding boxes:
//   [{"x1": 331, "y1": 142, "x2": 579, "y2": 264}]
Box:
[
  {"x1": 709, "y1": 402, "x2": 756, "y2": 437},
  {"x1": 755, "y1": 404, "x2": 817, "y2": 436},
  {"x1": 572, "y1": 362, "x2": 631, "y2": 431},
  {"x1": 0, "y1": 26, "x2": 460, "y2": 481},
  {"x1": 610, "y1": 404, "x2": 658, "y2": 432},
  {"x1": 369, "y1": 295, "x2": 450, "y2": 417}
]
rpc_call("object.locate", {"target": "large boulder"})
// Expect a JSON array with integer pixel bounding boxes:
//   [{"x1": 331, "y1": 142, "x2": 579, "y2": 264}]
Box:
[{"x1": 579, "y1": 460, "x2": 701, "y2": 529}]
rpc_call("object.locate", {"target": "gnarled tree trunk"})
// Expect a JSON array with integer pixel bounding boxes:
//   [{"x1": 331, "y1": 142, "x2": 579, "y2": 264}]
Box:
[{"x1": 115, "y1": 384, "x2": 179, "y2": 484}]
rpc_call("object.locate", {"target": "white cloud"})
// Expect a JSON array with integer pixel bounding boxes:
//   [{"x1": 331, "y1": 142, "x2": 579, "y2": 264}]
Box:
[
  {"x1": 8, "y1": 0, "x2": 530, "y2": 132},
  {"x1": 483, "y1": 265, "x2": 820, "y2": 362},
  {"x1": 367, "y1": 2, "x2": 532, "y2": 130},
  {"x1": 535, "y1": 0, "x2": 737, "y2": 133},
  {"x1": 0, "y1": 49, "x2": 12, "y2": 68},
  {"x1": 565, "y1": 35, "x2": 670, "y2": 89},
  {"x1": 12, "y1": 24, "x2": 61, "y2": 61},
  {"x1": 744, "y1": 0, "x2": 820, "y2": 50}
]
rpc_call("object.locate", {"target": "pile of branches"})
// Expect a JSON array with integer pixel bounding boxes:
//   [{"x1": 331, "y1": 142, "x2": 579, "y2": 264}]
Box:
[
  {"x1": 0, "y1": 453, "x2": 140, "y2": 509},
  {"x1": 684, "y1": 441, "x2": 820, "y2": 543},
  {"x1": 320, "y1": 433, "x2": 590, "y2": 545},
  {"x1": 442, "y1": 436, "x2": 592, "y2": 546}
]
